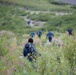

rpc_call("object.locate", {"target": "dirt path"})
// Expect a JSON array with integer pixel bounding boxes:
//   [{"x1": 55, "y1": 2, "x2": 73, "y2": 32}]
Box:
[{"x1": 24, "y1": 15, "x2": 46, "y2": 27}]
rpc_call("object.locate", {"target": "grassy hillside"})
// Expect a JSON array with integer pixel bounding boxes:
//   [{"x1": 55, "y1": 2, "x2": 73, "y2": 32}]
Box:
[
  {"x1": 0, "y1": 0, "x2": 75, "y2": 11},
  {"x1": 0, "y1": 4, "x2": 38, "y2": 34},
  {"x1": 0, "y1": 0, "x2": 76, "y2": 33},
  {"x1": 26, "y1": 11, "x2": 76, "y2": 32},
  {"x1": 0, "y1": 0, "x2": 76, "y2": 75},
  {"x1": 43, "y1": 13, "x2": 76, "y2": 32},
  {"x1": 0, "y1": 30, "x2": 76, "y2": 75}
]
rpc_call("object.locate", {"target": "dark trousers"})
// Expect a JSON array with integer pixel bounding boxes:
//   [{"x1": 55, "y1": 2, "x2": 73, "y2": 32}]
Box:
[
  {"x1": 48, "y1": 37, "x2": 52, "y2": 42},
  {"x1": 69, "y1": 32, "x2": 72, "y2": 36},
  {"x1": 38, "y1": 34, "x2": 41, "y2": 38}
]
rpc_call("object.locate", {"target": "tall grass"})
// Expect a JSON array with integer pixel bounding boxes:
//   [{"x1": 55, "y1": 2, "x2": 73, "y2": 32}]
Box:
[{"x1": 0, "y1": 31, "x2": 76, "y2": 75}]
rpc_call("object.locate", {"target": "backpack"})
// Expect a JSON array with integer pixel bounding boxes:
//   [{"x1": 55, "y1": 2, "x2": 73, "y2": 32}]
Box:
[{"x1": 23, "y1": 43, "x2": 32, "y2": 57}]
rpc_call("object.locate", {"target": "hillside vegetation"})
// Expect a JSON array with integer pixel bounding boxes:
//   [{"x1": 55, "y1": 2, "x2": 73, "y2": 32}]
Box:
[
  {"x1": 0, "y1": 0, "x2": 76, "y2": 75},
  {"x1": 43, "y1": 13, "x2": 76, "y2": 32},
  {"x1": 0, "y1": 0, "x2": 75, "y2": 11}
]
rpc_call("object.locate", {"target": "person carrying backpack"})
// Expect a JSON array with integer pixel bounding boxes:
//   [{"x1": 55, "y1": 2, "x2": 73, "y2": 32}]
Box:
[
  {"x1": 27, "y1": 20, "x2": 31, "y2": 25},
  {"x1": 23, "y1": 38, "x2": 40, "y2": 62},
  {"x1": 67, "y1": 28, "x2": 73, "y2": 36},
  {"x1": 37, "y1": 30, "x2": 42, "y2": 38},
  {"x1": 30, "y1": 32, "x2": 35, "y2": 38},
  {"x1": 46, "y1": 31, "x2": 54, "y2": 42}
]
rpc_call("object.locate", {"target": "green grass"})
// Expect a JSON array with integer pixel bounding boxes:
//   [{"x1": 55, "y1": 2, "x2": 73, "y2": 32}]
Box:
[
  {"x1": 27, "y1": 13, "x2": 55, "y2": 21},
  {"x1": 0, "y1": 31, "x2": 76, "y2": 75},
  {"x1": 0, "y1": 4, "x2": 38, "y2": 35},
  {"x1": 0, "y1": 0, "x2": 76, "y2": 75},
  {"x1": 42, "y1": 12, "x2": 76, "y2": 32},
  {"x1": 0, "y1": 0, "x2": 75, "y2": 11}
]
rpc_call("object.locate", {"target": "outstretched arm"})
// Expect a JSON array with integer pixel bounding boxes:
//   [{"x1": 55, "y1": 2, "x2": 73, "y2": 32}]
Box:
[
  {"x1": 32, "y1": 44, "x2": 41, "y2": 56},
  {"x1": 52, "y1": 33, "x2": 54, "y2": 37}
]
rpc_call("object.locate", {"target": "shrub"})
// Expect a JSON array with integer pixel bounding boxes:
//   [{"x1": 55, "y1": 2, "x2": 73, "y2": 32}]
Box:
[
  {"x1": 71, "y1": 5, "x2": 76, "y2": 9},
  {"x1": 48, "y1": 0, "x2": 68, "y2": 5}
]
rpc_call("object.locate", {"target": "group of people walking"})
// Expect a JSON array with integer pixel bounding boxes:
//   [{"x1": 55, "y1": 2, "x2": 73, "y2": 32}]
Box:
[
  {"x1": 23, "y1": 28, "x2": 73, "y2": 62},
  {"x1": 30, "y1": 30, "x2": 42, "y2": 38},
  {"x1": 30, "y1": 30, "x2": 54, "y2": 42},
  {"x1": 23, "y1": 29, "x2": 55, "y2": 62}
]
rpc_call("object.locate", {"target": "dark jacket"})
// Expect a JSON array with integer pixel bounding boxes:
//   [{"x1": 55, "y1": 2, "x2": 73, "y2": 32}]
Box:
[
  {"x1": 30, "y1": 32, "x2": 35, "y2": 37},
  {"x1": 23, "y1": 43, "x2": 39, "y2": 62},
  {"x1": 37, "y1": 30, "x2": 42, "y2": 37},
  {"x1": 46, "y1": 31, "x2": 54, "y2": 38}
]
